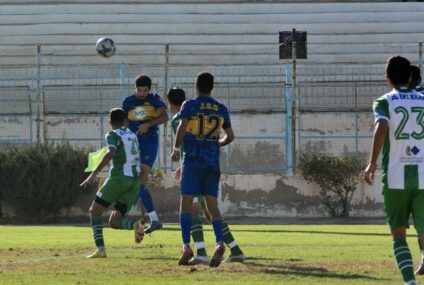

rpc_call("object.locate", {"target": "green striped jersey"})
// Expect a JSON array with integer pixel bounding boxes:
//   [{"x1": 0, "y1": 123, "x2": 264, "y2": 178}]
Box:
[
  {"x1": 373, "y1": 87, "x2": 424, "y2": 190},
  {"x1": 106, "y1": 127, "x2": 140, "y2": 178}
]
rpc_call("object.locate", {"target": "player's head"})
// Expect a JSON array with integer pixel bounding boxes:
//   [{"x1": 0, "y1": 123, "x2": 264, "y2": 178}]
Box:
[
  {"x1": 409, "y1": 65, "x2": 422, "y2": 89},
  {"x1": 109, "y1": 108, "x2": 127, "y2": 128},
  {"x1": 385, "y1": 56, "x2": 411, "y2": 87},
  {"x1": 196, "y1": 72, "x2": 214, "y2": 96},
  {"x1": 167, "y1": 87, "x2": 186, "y2": 114},
  {"x1": 135, "y1": 74, "x2": 152, "y2": 100}
]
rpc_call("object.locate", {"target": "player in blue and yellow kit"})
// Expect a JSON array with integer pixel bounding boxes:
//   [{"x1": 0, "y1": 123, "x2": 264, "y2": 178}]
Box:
[
  {"x1": 171, "y1": 72, "x2": 235, "y2": 267},
  {"x1": 123, "y1": 75, "x2": 168, "y2": 233},
  {"x1": 167, "y1": 87, "x2": 245, "y2": 265}
]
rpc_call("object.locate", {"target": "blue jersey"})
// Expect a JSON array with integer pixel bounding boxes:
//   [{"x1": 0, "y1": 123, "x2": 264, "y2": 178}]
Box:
[
  {"x1": 122, "y1": 93, "x2": 166, "y2": 136},
  {"x1": 180, "y1": 96, "x2": 231, "y2": 168}
]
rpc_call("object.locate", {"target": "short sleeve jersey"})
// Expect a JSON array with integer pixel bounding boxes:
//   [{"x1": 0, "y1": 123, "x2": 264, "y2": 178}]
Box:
[
  {"x1": 122, "y1": 93, "x2": 166, "y2": 135},
  {"x1": 106, "y1": 127, "x2": 140, "y2": 178},
  {"x1": 373, "y1": 87, "x2": 424, "y2": 190},
  {"x1": 179, "y1": 96, "x2": 231, "y2": 168}
]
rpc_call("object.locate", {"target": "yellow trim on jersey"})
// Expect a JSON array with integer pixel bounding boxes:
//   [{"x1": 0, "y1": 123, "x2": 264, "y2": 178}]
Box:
[{"x1": 127, "y1": 105, "x2": 158, "y2": 121}]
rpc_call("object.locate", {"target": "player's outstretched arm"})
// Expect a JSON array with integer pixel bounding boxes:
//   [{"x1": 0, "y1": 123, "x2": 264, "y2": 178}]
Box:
[
  {"x1": 364, "y1": 120, "x2": 388, "y2": 185},
  {"x1": 137, "y1": 107, "x2": 169, "y2": 134},
  {"x1": 80, "y1": 148, "x2": 116, "y2": 188},
  {"x1": 218, "y1": 127, "x2": 235, "y2": 148}
]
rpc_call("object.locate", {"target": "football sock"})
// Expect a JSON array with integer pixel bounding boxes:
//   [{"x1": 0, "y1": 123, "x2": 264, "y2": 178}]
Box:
[
  {"x1": 148, "y1": 211, "x2": 159, "y2": 222},
  {"x1": 139, "y1": 184, "x2": 156, "y2": 214},
  {"x1": 222, "y1": 221, "x2": 243, "y2": 255},
  {"x1": 118, "y1": 217, "x2": 137, "y2": 230},
  {"x1": 180, "y1": 213, "x2": 192, "y2": 246},
  {"x1": 393, "y1": 238, "x2": 415, "y2": 283},
  {"x1": 90, "y1": 215, "x2": 105, "y2": 251},
  {"x1": 212, "y1": 219, "x2": 224, "y2": 244},
  {"x1": 191, "y1": 215, "x2": 207, "y2": 256}
]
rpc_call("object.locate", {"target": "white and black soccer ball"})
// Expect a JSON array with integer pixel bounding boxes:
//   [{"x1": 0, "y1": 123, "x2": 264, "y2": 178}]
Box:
[{"x1": 96, "y1": 37, "x2": 116, "y2": 58}]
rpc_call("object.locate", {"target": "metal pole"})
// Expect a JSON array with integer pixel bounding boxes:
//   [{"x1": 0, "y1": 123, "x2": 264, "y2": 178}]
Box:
[
  {"x1": 419, "y1": 42, "x2": 423, "y2": 73},
  {"x1": 119, "y1": 62, "x2": 126, "y2": 103},
  {"x1": 285, "y1": 62, "x2": 293, "y2": 175},
  {"x1": 163, "y1": 43, "x2": 170, "y2": 171},
  {"x1": 36, "y1": 45, "x2": 42, "y2": 144},
  {"x1": 291, "y1": 28, "x2": 297, "y2": 172}
]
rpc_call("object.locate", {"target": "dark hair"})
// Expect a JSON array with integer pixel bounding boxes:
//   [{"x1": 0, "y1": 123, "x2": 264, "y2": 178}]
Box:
[
  {"x1": 386, "y1": 56, "x2": 411, "y2": 85},
  {"x1": 135, "y1": 74, "x2": 152, "y2": 89},
  {"x1": 109, "y1": 108, "x2": 127, "y2": 125},
  {"x1": 410, "y1": 65, "x2": 422, "y2": 87},
  {"x1": 167, "y1": 87, "x2": 186, "y2": 106},
  {"x1": 196, "y1": 72, "x2": 214, "y2": 94}
]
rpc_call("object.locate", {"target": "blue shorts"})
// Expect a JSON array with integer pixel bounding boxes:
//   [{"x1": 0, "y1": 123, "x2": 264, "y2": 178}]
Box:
[
  {"x1": 138, "y1": 132, "x2": 159, "y2": 168},
  {"x1": 180, "y1": 162, "x2": 220, "y2": 197}
]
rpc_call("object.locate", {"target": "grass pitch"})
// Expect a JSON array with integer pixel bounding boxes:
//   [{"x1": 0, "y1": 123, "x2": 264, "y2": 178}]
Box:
[{"x1": 0, "y1": 224, "x2": 420, "y2": 284}]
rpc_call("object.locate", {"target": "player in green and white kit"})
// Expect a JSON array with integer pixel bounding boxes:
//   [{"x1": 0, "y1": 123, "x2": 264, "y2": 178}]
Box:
[
  {"x1": 167, "y1": 87, "x2": 245, "y2": 265},
  {"x1": 81, "y1": 108, "x2": 145, "y2": 258},
  {"x1": 364, "y1": 56, "x2": 424, "y2": 285}
]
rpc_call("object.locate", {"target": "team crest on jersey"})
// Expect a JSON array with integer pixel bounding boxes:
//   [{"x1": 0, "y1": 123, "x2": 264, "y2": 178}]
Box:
[{"x1": 406, "y1": 145, "x2": 420, "y2": 156}]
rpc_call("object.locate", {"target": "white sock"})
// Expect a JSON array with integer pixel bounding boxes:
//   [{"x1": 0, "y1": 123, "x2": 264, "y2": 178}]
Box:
[
  {"x1": 227, "y1": 240, "x2": 238, "y2": 249},
  {"x1": 148, "y1": 211, "x2": 159, "y2": 222},
  {"x1": 97, "y1": 246, "x2": 105, "y2": 252},
  {"x1": 195, "y1": 242, "x2": 206, "y2": 250}
]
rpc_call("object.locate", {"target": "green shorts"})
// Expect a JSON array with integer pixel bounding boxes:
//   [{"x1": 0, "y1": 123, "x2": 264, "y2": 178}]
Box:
[
  {"x1": 383, "y1": 188, "x2": 424, "y2": 232},
  {"x1": 193, "y1": 195, "x2": 206, "y2": 209},
  {"x1": 96, "y1": 176, "x2": 139, "y2": 215}
]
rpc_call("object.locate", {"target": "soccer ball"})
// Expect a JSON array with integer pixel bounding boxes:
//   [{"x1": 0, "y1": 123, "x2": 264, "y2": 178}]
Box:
[{"x1": 96, "y1": 37, "x2": 116, "y2": 58}]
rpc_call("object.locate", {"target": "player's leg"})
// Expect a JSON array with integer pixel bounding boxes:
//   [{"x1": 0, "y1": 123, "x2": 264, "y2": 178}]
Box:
[
  {"x1": 87, "y1": 201, "x2": 108, "y2": 258},
  {"x1": 178, "y1": 163, "x2": 203, "y2": 265},
  {"x1": 87, "y1": 177, "x2": 121, "y2": 258},
  {"x1": 204, "y1": 167, "x2": 225, "y2": 268},
  {"x1": 411, "y1": 189, "x2": 424, "y2": 275},
  {"x1": 188, "y1": 197, "x2": 209, "y2": 265},
  {"x1": 138, "y1": 134, "x2": 162, "y2": 233},
  {"x1": 384, "y1": 188, "x2": 416, "y2": 284},
  {"x1": 222, "y1": 220, "x2": 245, "y2": 263},
  {"x1": 108, "y1": 178, "x2": 145, "y2": 243}
]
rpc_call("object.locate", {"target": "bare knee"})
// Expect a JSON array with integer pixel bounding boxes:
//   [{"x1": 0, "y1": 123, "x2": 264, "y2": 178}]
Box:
[
  {"x1": 89, "y1": 202, "x2": 105, "y2": 216},
  {"x1": 391, "y1": 227, "x2": 407, "y2": 239}
]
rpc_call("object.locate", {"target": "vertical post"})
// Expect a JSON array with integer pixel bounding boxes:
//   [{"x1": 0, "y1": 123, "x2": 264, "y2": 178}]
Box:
[
  {"x1": 285, "y1": 63, "x2": 293, "y2": 175},
  {"x1": 291, "y1": 28, "x2": 297, "y2": 172},
  {"x1": 419, "y1": 42, "x2": 423, "y2": 73},
  {"x1": 36, "y1": 45, "x2": 42, "y2": 144},
  {"x1": 226, "y1": 84, "x2": 232, "y2": 172},
  {"x1": 163, "y1": 44, "x2": 170, "y2": 171},
  {"x1": 119, "y1": 62, "x2": 126, "y2": 103}
]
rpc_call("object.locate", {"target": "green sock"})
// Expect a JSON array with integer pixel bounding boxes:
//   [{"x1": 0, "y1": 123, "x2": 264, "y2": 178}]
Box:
[
  {"x1": 191, "y1": 215, "x2": 207, "y2": 256},
  {"x1": 118, "y1": 217, "x2": 137, "y2": 230},
  {"x1": 90, "y1": 215, "x2": 105, "y2": 251},
  {"x1": 393, "y1": 238, "x2": 415, "y2": 283},
  {"x1": 222, "y1": 221, "x2": 243, "y2": 256}
]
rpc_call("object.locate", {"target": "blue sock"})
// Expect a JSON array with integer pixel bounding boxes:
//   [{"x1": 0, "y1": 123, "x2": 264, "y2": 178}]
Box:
[
  {"x1": 180, "y1": 213, "x2": 192, "y2": 245},
  {"x1": 139, "y1": 184, "x2": 155, "y2": 213},
  {"x1": 212, "y1": 220, "x2": 223, "y2": 243}
]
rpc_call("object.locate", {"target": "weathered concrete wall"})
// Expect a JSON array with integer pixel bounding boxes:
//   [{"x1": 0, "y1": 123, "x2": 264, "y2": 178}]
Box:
[{"x1": 0, "y1": 172, "x2": 384, "y2": 220}]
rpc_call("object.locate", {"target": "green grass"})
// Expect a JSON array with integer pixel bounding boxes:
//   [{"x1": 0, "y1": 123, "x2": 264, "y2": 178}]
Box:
[{"x1": 0, "y1": 224, "x2": 421, "y2": 284}]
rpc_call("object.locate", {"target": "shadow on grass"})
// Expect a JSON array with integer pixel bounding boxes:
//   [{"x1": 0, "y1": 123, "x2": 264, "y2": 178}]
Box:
[{"x1": 244, "y1": 259, "x2": 387, "y2": 281}]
